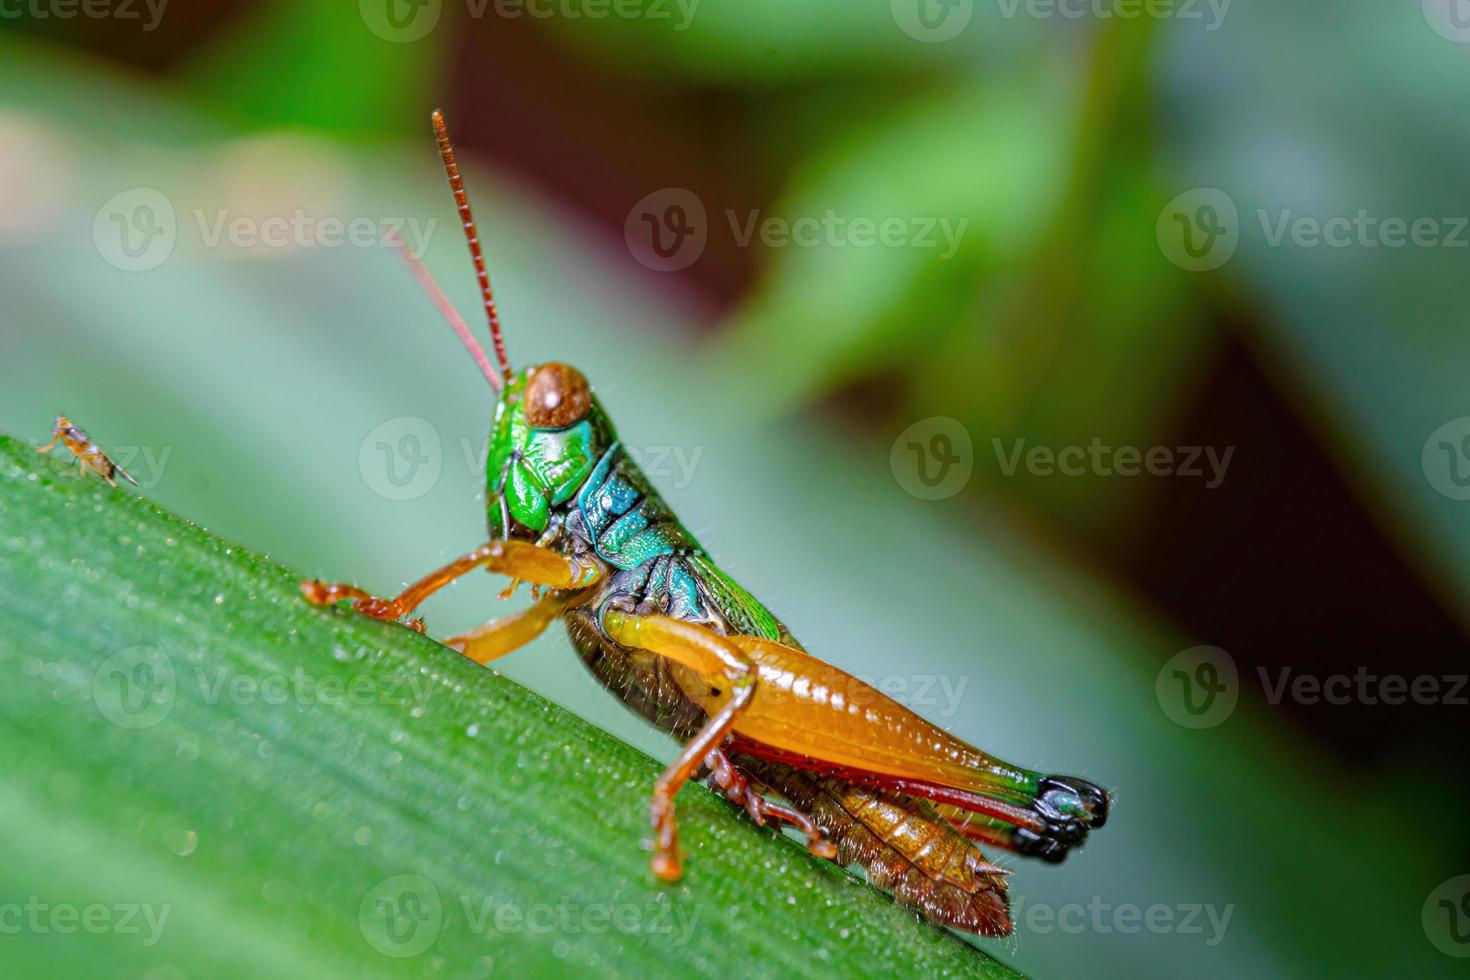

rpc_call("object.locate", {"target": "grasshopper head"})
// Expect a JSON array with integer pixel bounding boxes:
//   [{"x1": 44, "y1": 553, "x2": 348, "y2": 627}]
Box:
[
  {"x1": 485, "y1": 362, "x2": 615, "y2": 539},
  {"x1": 403, "y1": 112, "x2": 615, "y2": 538}
]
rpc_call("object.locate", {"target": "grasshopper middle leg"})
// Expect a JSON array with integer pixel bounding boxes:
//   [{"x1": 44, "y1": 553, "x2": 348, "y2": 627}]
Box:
[{"x1": 441, "y1": 590, "x2": 578, "y2": 665}]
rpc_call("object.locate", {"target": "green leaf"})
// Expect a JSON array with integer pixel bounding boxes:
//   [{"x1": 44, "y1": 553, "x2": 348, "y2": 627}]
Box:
[{"x1": 0, "y1": 435, "x2": 1021, "y2": 979}]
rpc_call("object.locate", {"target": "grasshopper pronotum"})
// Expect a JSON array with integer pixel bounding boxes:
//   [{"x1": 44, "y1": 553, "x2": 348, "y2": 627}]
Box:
[{"x1": 303, "y1": 110, "x2": 1110, "y2": 936}]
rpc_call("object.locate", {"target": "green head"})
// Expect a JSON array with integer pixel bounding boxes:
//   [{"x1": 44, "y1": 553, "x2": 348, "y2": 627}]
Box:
[
  {"x1": 399, "y1": 111, "x2": 621, "y2": 542},
  {"x1": 485, "y1": 362, "x2": 617, "y2": 539},
  {"x1": 405, "y1": 113, "x2": 623, "y2": 543}
]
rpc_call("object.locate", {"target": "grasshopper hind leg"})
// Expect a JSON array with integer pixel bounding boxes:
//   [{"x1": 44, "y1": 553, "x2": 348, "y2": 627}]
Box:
[
  {"x1": 703, "y1": 749, "x2": 837, "y2": 860},
  {"x1": 600, "y1": 611, "x2": 763, "y2": 882}
]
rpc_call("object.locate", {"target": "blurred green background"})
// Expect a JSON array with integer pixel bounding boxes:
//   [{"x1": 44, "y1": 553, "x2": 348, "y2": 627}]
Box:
[{"x1": 2, "y1": 1, "x2": 1469, "y2": 976}]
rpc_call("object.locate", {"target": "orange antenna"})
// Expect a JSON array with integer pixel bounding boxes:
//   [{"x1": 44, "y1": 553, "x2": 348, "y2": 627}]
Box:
[
  {"x1": 383, "y1": 228, "x2": 501, "y2": 391},
  {"x1": 432, "y1": 109, "x2": 512, "y2": 381}
]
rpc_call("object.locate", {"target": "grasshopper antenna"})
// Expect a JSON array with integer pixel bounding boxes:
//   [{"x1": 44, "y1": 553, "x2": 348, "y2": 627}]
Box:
[
  {"x1": 432, "y1": 108, "x2": 512, "y2": 382},
  {"x1": 383, "y1": 228, "x2": 502, "y2": 391}
]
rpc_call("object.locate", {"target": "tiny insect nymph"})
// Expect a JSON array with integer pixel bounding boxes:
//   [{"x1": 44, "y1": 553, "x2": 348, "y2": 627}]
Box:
[
  {"x1": 37, "y1": 416, "x2": 138, "y2": 488},
  {"x1": 302, "y1": 109, "x2": 1111, "y2": 936}
]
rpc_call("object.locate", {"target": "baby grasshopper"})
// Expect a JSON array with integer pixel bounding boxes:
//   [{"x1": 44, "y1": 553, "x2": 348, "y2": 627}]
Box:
[
  {"x1": 303, "y1": 110, "x2": 1110, "y2": 936},
  {"x1": 37, "y1": 416, "x2": 138, "y2": 487}
]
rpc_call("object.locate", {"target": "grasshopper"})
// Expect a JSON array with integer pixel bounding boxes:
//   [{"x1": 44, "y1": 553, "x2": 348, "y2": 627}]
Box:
[{"x1": 303, "y1": 110, "x2": 1110, "y2": 936}]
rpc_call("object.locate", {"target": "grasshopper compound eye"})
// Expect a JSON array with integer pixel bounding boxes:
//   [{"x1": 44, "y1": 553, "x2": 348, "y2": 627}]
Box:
[{"x1": 524, "y1": 362, "x2": 592, "y2": 429}]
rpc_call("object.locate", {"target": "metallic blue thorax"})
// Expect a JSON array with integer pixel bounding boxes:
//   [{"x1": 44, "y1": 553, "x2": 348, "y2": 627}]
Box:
[{"x1": 577, "y1": 443, "x2": 700, "y2": 571}]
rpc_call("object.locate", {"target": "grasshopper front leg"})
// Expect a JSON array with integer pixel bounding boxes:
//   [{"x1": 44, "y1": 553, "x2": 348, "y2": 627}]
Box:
[{"x1": 302, "y1": 540, "x2": 603, "y2": 628}]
